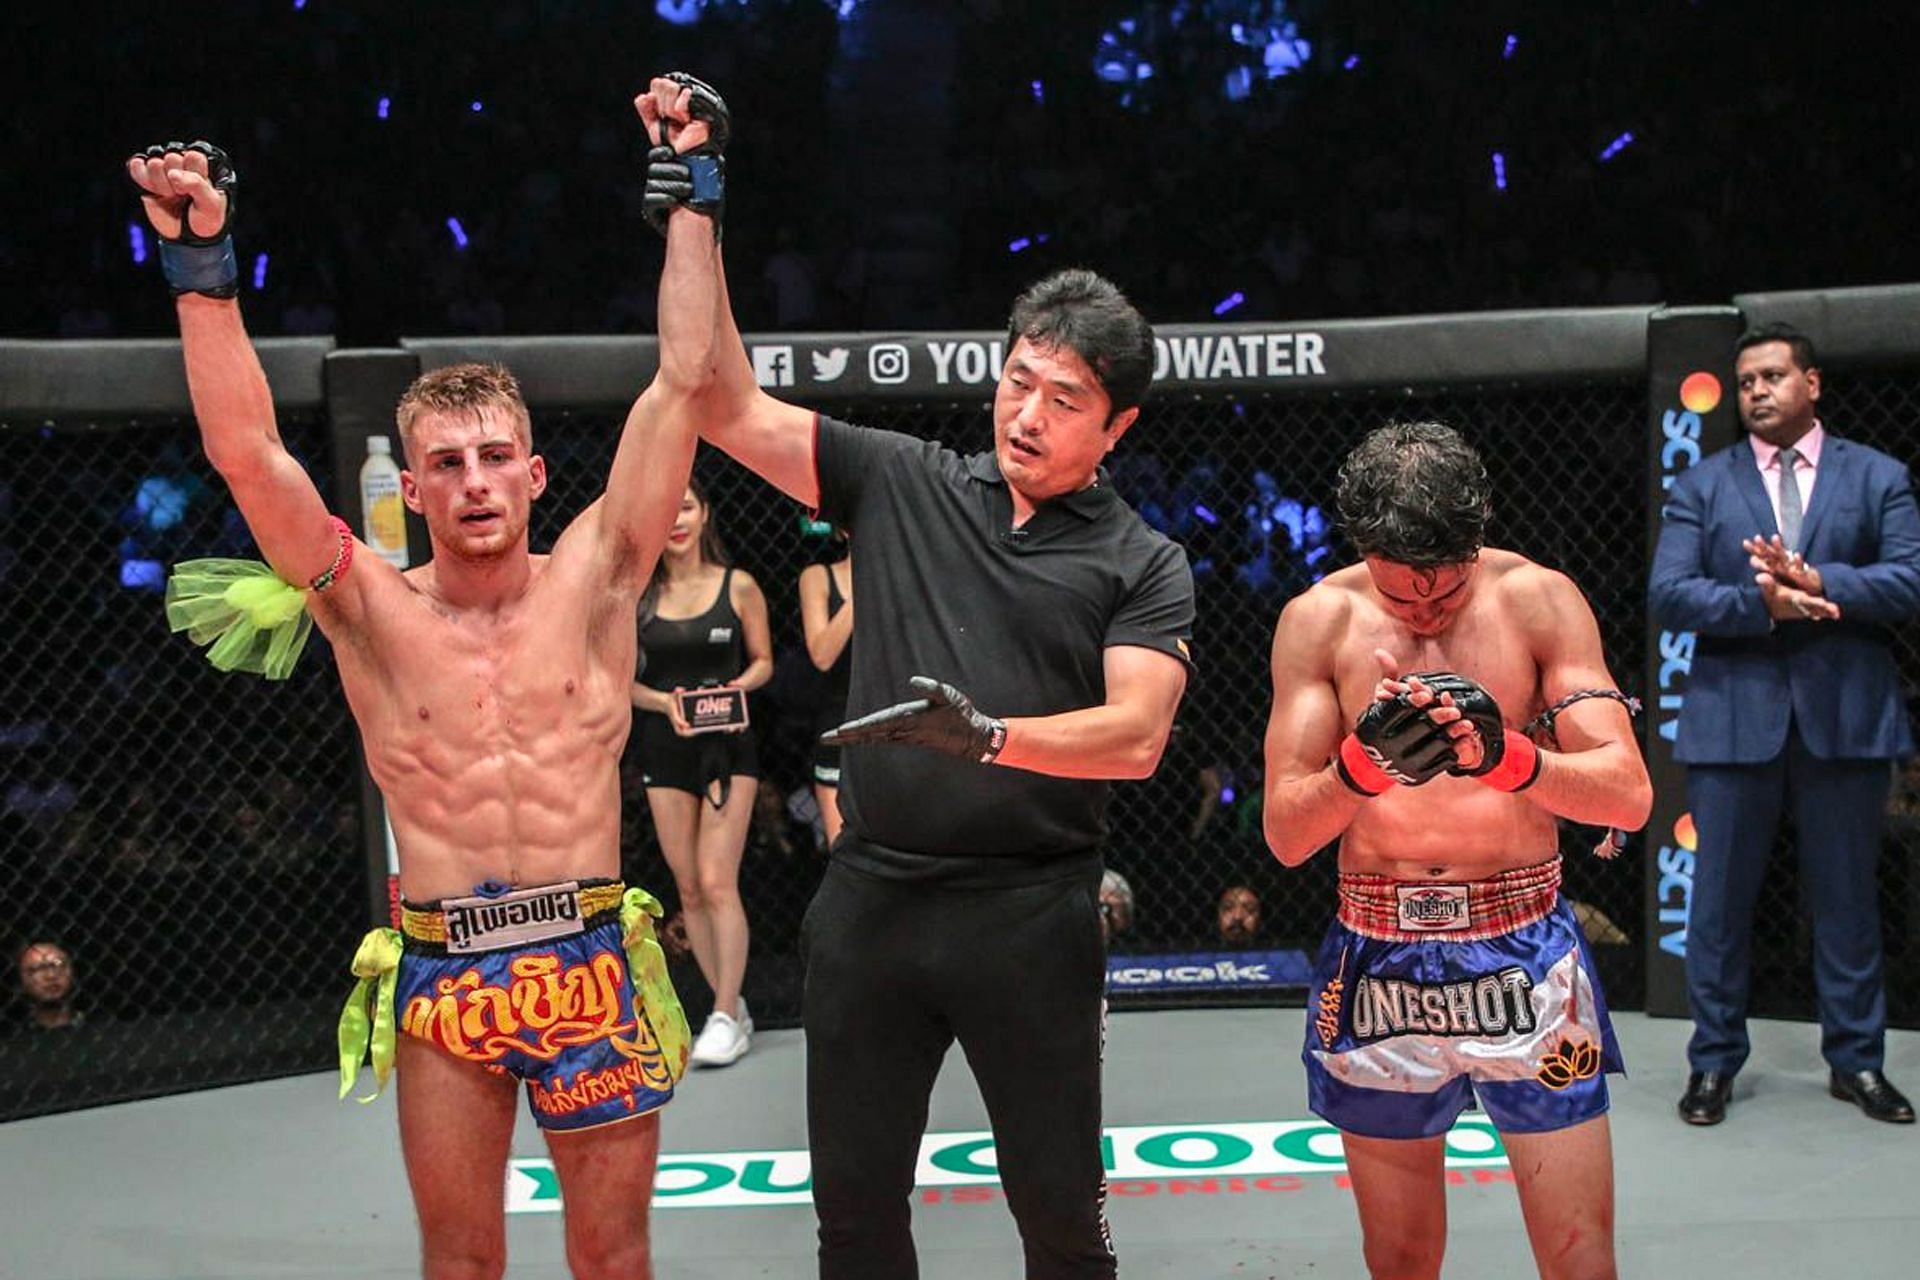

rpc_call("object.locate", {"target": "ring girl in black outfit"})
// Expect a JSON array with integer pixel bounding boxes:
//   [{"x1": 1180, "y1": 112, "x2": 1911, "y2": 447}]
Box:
[{"x1": 631, "y1": 481, "x2": 772, "y2": 1066}]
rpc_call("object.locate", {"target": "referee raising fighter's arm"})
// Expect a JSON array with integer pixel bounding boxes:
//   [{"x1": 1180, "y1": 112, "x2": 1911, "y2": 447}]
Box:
[{"x1": 637, "y1": 71, "x2": 1194, "y2": 1280}]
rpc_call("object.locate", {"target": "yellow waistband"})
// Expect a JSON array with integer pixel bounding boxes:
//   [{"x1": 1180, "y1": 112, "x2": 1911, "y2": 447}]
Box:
[{"x1": 399, "y1": 881, "x2": 627, "y2": 946}]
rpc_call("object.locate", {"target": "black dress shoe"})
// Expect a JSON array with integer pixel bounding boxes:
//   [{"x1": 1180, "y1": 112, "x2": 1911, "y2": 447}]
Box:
[
  {"x1": 1678, "y1": 1070, "x2": 1734, "y2": 1125},
  {"x1": 1829, "y1": 1070, "x2": 1916, "y2": 1124}
]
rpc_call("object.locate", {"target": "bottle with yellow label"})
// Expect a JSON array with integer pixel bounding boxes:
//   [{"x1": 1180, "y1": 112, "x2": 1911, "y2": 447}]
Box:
[{"x1": 359, "y1": 435, "x2": 409, "y2": 570}]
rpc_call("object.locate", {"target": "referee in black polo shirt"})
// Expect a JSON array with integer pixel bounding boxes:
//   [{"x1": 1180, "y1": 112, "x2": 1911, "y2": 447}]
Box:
[
  {"x1": 666, "y1": 234, "x2": 1190, "y2": 1280},
  {"x1": 641, "y1": 72, "x2": 1191, "y2": 1276},
  {"x1": 730, "y1": 268, "x2": 1190, "y2": 1279}
]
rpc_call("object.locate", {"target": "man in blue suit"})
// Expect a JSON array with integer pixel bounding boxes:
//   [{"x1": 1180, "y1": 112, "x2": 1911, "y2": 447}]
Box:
[{"x1": 1651, "y1": 322, "x2": 1920, "y2": 1126}]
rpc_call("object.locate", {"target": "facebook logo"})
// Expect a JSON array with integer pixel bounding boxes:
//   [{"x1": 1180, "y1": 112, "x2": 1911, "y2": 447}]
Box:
[{"x1": 751, "y1": 345, "x2": 796, "y2": 388}]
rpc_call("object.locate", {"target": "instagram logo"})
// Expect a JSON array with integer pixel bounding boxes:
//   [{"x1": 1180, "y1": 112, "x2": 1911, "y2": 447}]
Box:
[{"x1": 868, "y1": 344, "x2": 911, "y2": 385}]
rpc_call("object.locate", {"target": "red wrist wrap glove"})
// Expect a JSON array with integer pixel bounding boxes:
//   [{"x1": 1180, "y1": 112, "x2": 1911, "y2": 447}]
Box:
[
  {"x1": 1334, "y1": 697, "x2": 1457, "y2": 797},
  {"x1": 1400, "y1": 671, "x2": 1544, "y2": 793},
  {"x1": 1476, "y1": 728, "x2": 1541, "y2": 792}
]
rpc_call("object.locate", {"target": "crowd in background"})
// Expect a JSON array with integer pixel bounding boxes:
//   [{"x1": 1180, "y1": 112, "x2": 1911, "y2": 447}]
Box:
[{"x1": 8, "y1": 3, "x2": 1920, "y2": 344}]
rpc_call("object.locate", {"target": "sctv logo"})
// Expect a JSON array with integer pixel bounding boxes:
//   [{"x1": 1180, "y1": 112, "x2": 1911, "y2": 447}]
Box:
[
  {"x1": 1659, "y1": 371, "x2": 1721, "y2": 492},
  {"x1": 1656, "y1": 812, "x2": 1698, "y2": 957},
  {"x1": 1651, "y1": 369, "x2": 1719, "y2": 962},
  {"x1": 1655, "y1": 370, "x2": 1720, "y2": 745}
]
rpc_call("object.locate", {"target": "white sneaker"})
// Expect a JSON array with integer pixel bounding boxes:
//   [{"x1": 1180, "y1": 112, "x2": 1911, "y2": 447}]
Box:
[{"x1": 689, "y1": 1008, "x2": 751, "y2": 1068}]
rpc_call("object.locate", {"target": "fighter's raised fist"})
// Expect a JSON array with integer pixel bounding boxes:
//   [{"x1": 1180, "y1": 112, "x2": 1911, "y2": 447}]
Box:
[
  {"x1": 126, "y1": 141, "x2": 236, "y2": 244},
  {"x1": 633, "y1": 73, "x2": 729, "y2": 155},
  {"x1": 634, "y1": 73, "x2": 729, "y2": 240}
]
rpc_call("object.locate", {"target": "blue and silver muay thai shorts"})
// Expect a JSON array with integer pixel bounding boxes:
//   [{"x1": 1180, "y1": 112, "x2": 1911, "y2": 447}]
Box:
[
  {"x1": 394, "y1": 877, "x2": 680, "y2": 1131},
  {"x1": 1302, "y1": 856, "x2": 1623, "y2": 1139}
]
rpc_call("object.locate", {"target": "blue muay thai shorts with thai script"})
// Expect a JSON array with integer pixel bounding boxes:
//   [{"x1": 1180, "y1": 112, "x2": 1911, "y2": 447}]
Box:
[
  {"x1": 1302, "y1": 857, "x2": 1624, "y2": 1139},
  {"x1": 396, "y1": 878, "x2": 678, "y2": 1131}
]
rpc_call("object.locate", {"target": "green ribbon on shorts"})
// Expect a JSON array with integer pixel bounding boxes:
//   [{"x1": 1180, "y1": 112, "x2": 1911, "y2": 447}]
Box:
[
  {"x1": 620, "y1": 887, "x2": 692, "y2": 1085},
  {"x1": 332, "y1": 894, "x2": 687, "y2": 1102},
  {"x1": 337, "y1": 927, "x2": 404, "y2": 1102}
]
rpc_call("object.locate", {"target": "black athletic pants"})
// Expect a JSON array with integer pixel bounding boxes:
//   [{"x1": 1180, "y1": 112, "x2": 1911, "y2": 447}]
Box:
[{"x1": 803, "y1": 859, "x2": 1114, "y2": 1279}]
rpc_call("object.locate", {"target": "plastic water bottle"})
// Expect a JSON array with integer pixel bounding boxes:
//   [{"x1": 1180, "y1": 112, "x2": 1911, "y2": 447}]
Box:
[{"x1": 359, "y1": 435, "x2": 409, "y2": 569}]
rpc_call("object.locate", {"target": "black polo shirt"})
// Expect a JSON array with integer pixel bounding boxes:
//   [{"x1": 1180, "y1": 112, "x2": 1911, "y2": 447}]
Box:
[{"x1": 813, "y1": 413, "x2": 1196, "y2": 884}]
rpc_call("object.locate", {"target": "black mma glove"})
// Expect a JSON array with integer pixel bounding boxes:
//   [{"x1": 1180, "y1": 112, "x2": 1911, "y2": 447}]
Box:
[
  {"x1": 1402, "y1": 671, "x2": 1541, "y2": 792},
  {"x1": 136, "y1": 140, "x2": 240, "y2": 298},
  {"x1": 643, "y1": 72, "x2": 729, "y2": 241},
  {"x1": 1335, "y1": 696, "x2": 1458, "y2": 796},
  {"x1": 819, "y1": 676, "x2": 1007, "y2": 764}
]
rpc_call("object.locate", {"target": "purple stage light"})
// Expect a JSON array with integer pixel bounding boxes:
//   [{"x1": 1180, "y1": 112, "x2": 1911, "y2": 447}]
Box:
[
  {"x1": 1598, "y1": 131, "x2": 1636, "y2": 162},
  {"x1": 1213, "y1": 291, "x2": 1246, "y2": 316},
  {"x1": 1492, "y1": 151, "x2": 1507, "y2": 190},
  {"x1": 1008, "y1": 237, "x2": 1032, "y2": 253},
  {"x1": 1265, "y1": 33, "x2": 1311, "y2": 78},
  {"x1": 1503, "y1": 33, "x2": 1518, "y2": 59},
  {"x1": 129, "y1": 222, "x2": 147, "y2": 265},
  {"x1": 447, "y1": 217, "x2": 469, "y2": 249},
  {"x1": 1343, "y1": 54, "x2": 1360, "y2": 70},
  {"x1": 1031, "y1": 79, "x2": 1044, "y2": 104},
  {"x1": 1194, "y1": 504, "x2": 1219, "y2": 526},
  {"x1": 377, "y1": 96, "x2": 390, "y2": 120},
  {"x1": 252, "y1": 253, "x2": 269, "y2": 291}
]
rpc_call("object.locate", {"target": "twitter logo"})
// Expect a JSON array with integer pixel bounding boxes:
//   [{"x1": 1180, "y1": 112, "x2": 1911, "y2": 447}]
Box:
[{"x1": 811, "y1": 348, "x2": 851, "y2": 382}]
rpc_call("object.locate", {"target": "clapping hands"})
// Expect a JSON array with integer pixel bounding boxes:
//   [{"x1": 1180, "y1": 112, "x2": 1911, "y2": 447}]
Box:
[{"x1": 1743, "y1": 534, "x2": 1839, "y2": 622}]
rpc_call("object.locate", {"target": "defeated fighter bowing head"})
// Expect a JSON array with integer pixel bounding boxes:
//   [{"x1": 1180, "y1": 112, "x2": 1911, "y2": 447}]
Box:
[{"x1": 1338, "y1": 422, "x2": 1492, "y2": 637}]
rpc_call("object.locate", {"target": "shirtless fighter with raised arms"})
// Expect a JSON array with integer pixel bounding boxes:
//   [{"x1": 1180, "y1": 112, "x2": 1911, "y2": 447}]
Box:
[
  {"x1": 1263, "y1": 422, "x2": 1652, "y2": 1280},
  {"x1": 128, "y1": 80, "x2": 725, "y2": 1280}
]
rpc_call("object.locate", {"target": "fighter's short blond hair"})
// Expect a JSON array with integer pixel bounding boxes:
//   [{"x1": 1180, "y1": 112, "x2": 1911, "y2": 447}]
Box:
[{"x1": 394, "y1": 362, "x2": 533, "y2": 464}]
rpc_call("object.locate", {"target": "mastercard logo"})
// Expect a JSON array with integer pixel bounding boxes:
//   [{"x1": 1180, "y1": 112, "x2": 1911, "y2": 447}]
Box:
[
  {"x1": 1673, "y1": 812, "x2": 1697, "y2": 851},
  {"x1": 1679, "y1": 372, "x2": 1722, "y2": 415}
]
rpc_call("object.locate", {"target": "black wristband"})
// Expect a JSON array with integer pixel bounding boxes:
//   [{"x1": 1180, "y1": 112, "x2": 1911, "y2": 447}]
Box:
[
  {"x1": 159, "y1": 236, "x2": 240, "y2": 299},
  {"x1": 643, "y1": 147, "x2": 723, "y2": 241}
]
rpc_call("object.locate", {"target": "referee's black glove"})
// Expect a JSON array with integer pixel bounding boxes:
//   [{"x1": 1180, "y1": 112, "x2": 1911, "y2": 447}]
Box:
[{"x1": 819, "y1": 676, "x2": 1007, "y2": 764}]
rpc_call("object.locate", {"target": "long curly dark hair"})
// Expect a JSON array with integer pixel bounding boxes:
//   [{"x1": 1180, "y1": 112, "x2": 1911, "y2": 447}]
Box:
[{"x1": 1335, "y1": 421, "x2": 1492, "y2": 569}]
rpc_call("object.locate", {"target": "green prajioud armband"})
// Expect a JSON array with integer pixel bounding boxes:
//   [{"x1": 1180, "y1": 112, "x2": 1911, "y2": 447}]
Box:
[
  {"x1": 337, "y1": 927, "x2": 403, "y2": 1102},
  {"x1": 621, "y1": 887, "x2": 692, "y2": 1084},
  {"x1": 166, "y1": 518, "x2": 353, "y2": 680},
  {"x1": 165, "y1": 559, "x2": 316, "y2": 680}
]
